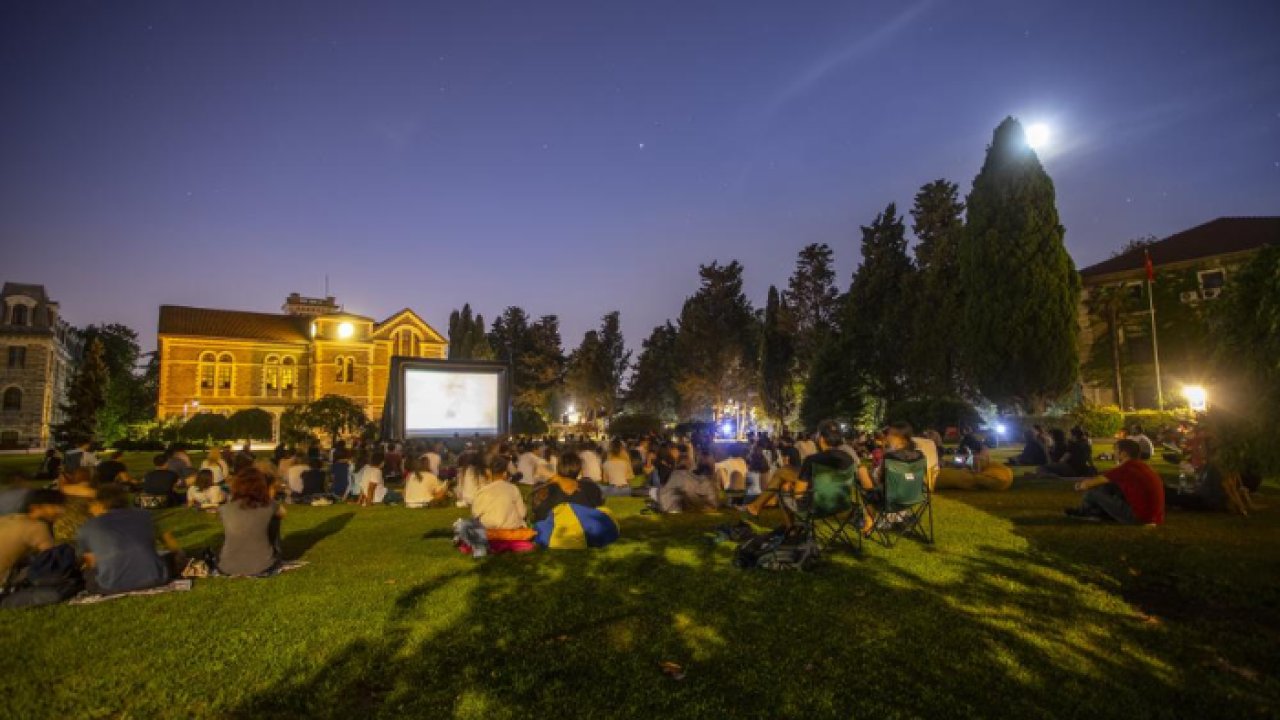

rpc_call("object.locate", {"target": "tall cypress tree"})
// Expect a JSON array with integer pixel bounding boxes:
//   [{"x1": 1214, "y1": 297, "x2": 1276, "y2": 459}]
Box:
[
  {"x1": 627, "y1": 321, "x2": 681, "y2": 419},
  {"x1": 760, "y1": 285, "x2": 796, "y2": 430},
  {"x1": 783, "y1": 243, "x2": 840, "y2": 380},
  {"x1": 848, "y1": 203, "x2": 915, "y2": 408},
  {"x1": 909, "y1": 179, "x2": 967, "y2": 397},
  {"x1": 53, "y1": 338, "x2": 109, "y2": 443},
  {"x1": 960, "y1": 117, "x2": 1079, "y2": 412}
]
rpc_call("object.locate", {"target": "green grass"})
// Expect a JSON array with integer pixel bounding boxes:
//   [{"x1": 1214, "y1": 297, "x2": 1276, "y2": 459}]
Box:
[{"x1": 1, "y1": 447, "x2": 1277, "y2": 719}]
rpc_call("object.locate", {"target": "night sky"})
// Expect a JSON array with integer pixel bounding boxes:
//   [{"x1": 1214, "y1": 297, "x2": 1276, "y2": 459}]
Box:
[{"x1": 3, "y1": 1, "x2": 1278, "y2": 355}]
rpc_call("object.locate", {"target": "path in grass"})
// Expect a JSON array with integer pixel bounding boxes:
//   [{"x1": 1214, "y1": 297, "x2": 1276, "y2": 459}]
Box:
[{"x1": 2, "y1": 472, "x2": 1277, "y2": 719}]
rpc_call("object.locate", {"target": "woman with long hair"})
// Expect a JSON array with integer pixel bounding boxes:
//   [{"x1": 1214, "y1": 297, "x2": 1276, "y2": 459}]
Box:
[{"x1": 217, "y1": 467, "x2": 285, "y2": 576}]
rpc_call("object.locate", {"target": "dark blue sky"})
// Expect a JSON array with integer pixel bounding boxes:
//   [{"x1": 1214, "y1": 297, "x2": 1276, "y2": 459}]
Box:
[{"x1": 3, "y1": 1, "x2": 1278, "y2": 354}]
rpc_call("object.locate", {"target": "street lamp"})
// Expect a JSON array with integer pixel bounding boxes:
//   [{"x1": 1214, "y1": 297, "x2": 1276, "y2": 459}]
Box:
[{"x1": 1183, "y1": 385, "x2": 1208, "y2": 412}]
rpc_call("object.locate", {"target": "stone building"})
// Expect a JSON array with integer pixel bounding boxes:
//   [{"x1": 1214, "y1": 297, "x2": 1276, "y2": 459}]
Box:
[
  {"x1": 1077, "y1": 216, "x2": 1280, "y2": 408},
  {"x1": 0, "y1": 283, "x2": 81, "y2": 448},
  {"x1": 156, "y1": 294, "x2": 447, "y2": 435}
]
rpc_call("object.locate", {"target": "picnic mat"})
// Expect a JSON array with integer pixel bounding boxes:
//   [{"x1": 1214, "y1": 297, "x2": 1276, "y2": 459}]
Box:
[{"x1": 69, "y1": 579, "x2": 193, "y2": 605}]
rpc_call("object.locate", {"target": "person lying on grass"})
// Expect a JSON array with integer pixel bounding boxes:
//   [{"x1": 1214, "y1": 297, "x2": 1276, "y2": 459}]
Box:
[
  {"x1": 1065, "y1": 439, "x2": 1165, "y2": 526},
  {"x1": 530, "y1": 452, "x2": 603, "y2": 523},
  {"x1": 218, "y1": 468, "x2": 286, "y2": 576},
  {"x1": 78, "y1": 483, "x2": 183, "y2": 595},
  {"x1": 471, "y1": 456, "x2": 527, "y2": 530}
]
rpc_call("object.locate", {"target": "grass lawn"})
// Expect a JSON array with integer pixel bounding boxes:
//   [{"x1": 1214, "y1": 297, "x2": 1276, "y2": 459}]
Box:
[{"x1": 0, "y1": 447, "x2": 1277, "y2": 718}]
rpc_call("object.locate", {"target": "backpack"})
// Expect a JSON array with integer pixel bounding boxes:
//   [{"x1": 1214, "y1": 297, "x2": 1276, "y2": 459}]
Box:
[
  {"x1": 733, "y1": 526, "x2": 818, "y2": 571},
  {"x1": 1, "y1": 544, "x2": 83, "y2": 609}
]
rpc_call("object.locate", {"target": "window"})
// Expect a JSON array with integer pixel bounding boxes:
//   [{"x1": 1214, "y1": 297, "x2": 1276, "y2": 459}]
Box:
[
  {"x1": 216, "y1": 353, "x2": 234, "y2": 394},
  {"x1": 2, "y1": 387, "x2": 20, "y2": 411},
  {"x1": 395, "y1": 328, "x2": 421, "y2": 357},
  {"x1": 7, "y1": 347, "x2": 24, "y2": 369},
  {"x1": 1198, "y1": 269, "x2": 1225, "y2": 290},
  {"x1": 198, "y1": 352, "x2": 216, "y2": 394},
  {"x1": 263, "y1": 355, "x2": 280, "y2": 396},
  {"x1": 10, "y1": 305, "x2": 28, "y2": 326},
  {"x1": 335, "y1": 356, "x2": 355, "y2": 383},
  {"x1": 281, "y1": 357, "x2": 296, "y2": 394}
]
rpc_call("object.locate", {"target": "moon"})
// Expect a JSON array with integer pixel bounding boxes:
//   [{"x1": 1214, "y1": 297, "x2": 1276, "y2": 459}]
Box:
[{"x1": 1025, "y1": 122, "x2": 1051, "y2": 150}]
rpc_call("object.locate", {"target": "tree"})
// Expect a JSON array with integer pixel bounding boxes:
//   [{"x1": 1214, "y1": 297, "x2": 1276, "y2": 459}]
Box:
[
  {"x1": 848, "y1": 203, "x2": 915, "y2": 408},
  {"x1": 960, "y1": 117, "x2": 1080, "y2": 412},
  {"x1": 566, "y1": 329, "x2": 606, "y2": 417},
  {"x1": 489, "y1": 308, "x2": 564, "y2": 417},
  {"x1": 798, "y1": 320, "x2": 864, "y2": 430},
  {"x1": 1111, "y1": 235, "x2": 1158, "y2": 258},
  {"x1": 52, "y1": 338, "x2": 109, "y2": 443},
  {"x1": 79, "y1": 323, "x2": 153, "y2": 443},
  {"x1": 180, "y1": 412, "x2": 231, "y2": 442},
  {"x1": 596, "y1": 311, "x2": 630, "y2": 420},
  {"x1": 673, "y1": 261, "x2": 759, "y2": 419},
  {"x1": 469, "y1": 313, "x2": 493, "y2": 360},
  {"x1": 626, "y1": 321, "x2": 681, "y2": 420},
  {"x1": 301, "y1": 395, "x2": 368, "y2": 440},
  {"x1": 1206, "y1": 245, "x2": 1280, "y2": 477},
  {"x1": 227, "y1": 408, "x2": 274, "y2": 441},
  {"x1": 909, "y1": 179, "x2": 967, "y2": 397},
  {"x1": 759, "y1": 286, "x2": 796, "y2": 430},
  {"x1": 783, "y1": 243, "x2": 840, "y2": 380},
  {"x1": 448, "y1": 304, "x2": 490, "y2": 360}
]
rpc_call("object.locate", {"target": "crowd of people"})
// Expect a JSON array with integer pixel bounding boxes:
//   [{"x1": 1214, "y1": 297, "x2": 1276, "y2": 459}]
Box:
[{"x1": 0, "y1": 413, "x2": 1257, "y2": 607}]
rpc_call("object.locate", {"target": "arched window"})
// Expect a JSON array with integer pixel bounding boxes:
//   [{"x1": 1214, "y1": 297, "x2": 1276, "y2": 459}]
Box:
[
  {"x1": 345, "y1": 356, "x2": 355, "y2": 383},
  {"x1": 394, "y1": 328, "x2": 422, "y2": 357},
  {"x1": 263, "y1": 355, "x2": 280, "y2": 397},
  {"x1": 198, "y1": 352, "x2": 217, "y2": 395},
  {"x1": 335, "y1": 356, "x2": 355, "y2": 383},
  {"x1": 216, "y1": 353, "x2": 234, "y2": 395},
  {"x1": 2, "y1": 387, "x2": 20, "y2": 411},
  {"x1": 10, "y1": 305, "x2": 28, "y2": 326},
  {"x1": 281, "y1": 357, "x2": 297, "y2": 395}
]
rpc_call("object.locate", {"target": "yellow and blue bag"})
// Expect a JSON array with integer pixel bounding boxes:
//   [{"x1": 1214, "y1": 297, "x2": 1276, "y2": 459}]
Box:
[{"x1": 534, "y1": 503, "x2": 620, "y2": 549}]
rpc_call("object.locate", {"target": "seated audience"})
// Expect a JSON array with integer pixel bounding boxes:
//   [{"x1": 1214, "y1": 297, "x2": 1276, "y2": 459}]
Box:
[
  {"x1": 201, "y1": 451, "x2": 229, "y2": 486},
  {"x1": 77, "y1": 484, "x2": 182, "y2": 594},
  {"x1": 403, "y1": 457, "x2": 449, "y2": 509},
  {"x1": 1066, "y1": 439, "x2": 1164, "y2": 525},
  {"x1": 186, "y1": 469, "x2": 226, "y2": 509},
  {"x1": 1128, "y1": 425, "x2": 1155, "y2": 461},
  {"x1": 0, "y1": 489, "x2": 63, "y2": 588},
  {"x1": 35, "y1": 448, "x2": 62, "y2": 480},
  {"x1": 936, "y1": 433, "x2": 1013, "y2": 491},
  {"x1": 530, "y1": 452, "x2": 603, "y2": 523},
  {"x1": 330, "y1": 448, "x2": 352, "y2": 499},
  {"x1": 1039, "y1": 426, "x2": 1097, "y2": 478},
  {"x1": 578, "y1": 442, "x2": 604, "y2": 483},
  {"x1": 601, "y1": 440, "x2": 634, "y2": 495},
  {"x1": 357, "y1": 452, "x2": 388, "y2": 506},
  {"x1": 217, "y1": 468, "x2": 285, "y2": 576},
  {"x1": 54, "y1": 468, "x2": 97, "y2": 543},
  {"x1": 140, "y1": 454, "x2": 180, "y2": 507},
  {"x1": 95, "y1": 451, "x2": 132, "y2": 487},
  {"x1": 658, "y1": 459, "x2": 722, "y2": 513},
  {"x1": 299, "y1": 459, "x2": 328, "y2": 500},
  {"x1": 1008, "y1": 429, "x2": 1049, "y2": 467},
  {"x1": 743, "y1": 446, "x2": 802, "y2": 517},
  {"x1": 858, "y1": 422, "x2": 926, "y2": 533},
  {"x1": 715, "y1": 445, "x2": 750, "y2": 493},
  {"x1": 471, "y1": 456, "x2": 527, "y2": 530}
]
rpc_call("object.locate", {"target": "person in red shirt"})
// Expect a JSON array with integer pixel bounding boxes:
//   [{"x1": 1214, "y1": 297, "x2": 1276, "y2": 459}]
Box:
[{"x1": 1066, "y1": 439, "x2": 1165, "y2": 525}]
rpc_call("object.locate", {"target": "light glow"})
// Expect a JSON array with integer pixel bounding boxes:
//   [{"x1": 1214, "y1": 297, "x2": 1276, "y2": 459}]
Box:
[
  {"x1": 336, "y1": 321, "x2": 355, "y2": 339},
  {"x1": 994, "y1": 423, "x2": 1007, "y2": 436},
  {"x1": 1025, "y1": 122, "x2": 1051, "y2": 150},
  {"x1": 1183, "y1": 385, "x2": 1207, "y2": 412}
]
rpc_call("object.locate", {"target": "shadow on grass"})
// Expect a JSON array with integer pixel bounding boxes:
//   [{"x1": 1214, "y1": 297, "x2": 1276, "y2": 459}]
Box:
[
  {"x1": 279, "y1": 512, "x2": 355, "y2": 560},
  {"x1": 225, "y1": 503, "x2": 1279, "y2": 720}
]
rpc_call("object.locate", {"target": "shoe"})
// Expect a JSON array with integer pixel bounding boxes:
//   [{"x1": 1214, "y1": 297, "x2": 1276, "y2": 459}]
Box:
[{"x1": 1064, "y1": 508, "x2": 1101, "y2": 522}]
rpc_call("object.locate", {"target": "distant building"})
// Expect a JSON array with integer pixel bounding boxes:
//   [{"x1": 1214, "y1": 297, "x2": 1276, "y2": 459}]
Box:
[
  {"x1": 156, "y1": 294, "x2": 447, "y2": 436},
  {"x1": 1078, "y1": 217, "x2": 1280, "y2": 408},
  {"x1": 0, "y1": 283, "x2": 81, "y2": 448}
]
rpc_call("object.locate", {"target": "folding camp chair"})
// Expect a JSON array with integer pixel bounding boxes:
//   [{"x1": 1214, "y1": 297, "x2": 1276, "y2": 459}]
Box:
[
  {"x1": 862, "y1": 455, "x2": 934, "y2": 547},
  {"x1": 779, "y1": 463, "x2": 862, "y2": 555}
]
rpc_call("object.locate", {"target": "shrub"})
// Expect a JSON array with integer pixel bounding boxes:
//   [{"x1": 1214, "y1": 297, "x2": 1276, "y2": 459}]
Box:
[
  {"x1": 606, "y1": 413, "x2": 665, "y2": 438},
  {"x1": 227, "y1": 408, "x2": 274, "y2": 441},
  {"x1": 1069, "y1": 403, "x2": 1125, "y2": 438},
  {"x1": 511, "y1": 407, "x2": 549, "y2": 436},
  {"x1": 180, "y1": 412, "x2": 231, "y2": 442},
  {"x1": 1121, "y1": 410, "x2": 1183, "y2": 432}
]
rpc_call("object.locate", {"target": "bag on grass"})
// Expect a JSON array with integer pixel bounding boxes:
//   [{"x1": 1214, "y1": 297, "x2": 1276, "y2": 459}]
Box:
[
  {"x1": 1, "y1": 544, "x2": 83, "y2": 609},
  {"x1": 734, "y1": 527, "x2": 818, "y2": 571}
]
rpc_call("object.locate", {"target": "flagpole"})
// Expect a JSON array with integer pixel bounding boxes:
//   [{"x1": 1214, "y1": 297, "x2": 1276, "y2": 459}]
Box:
[{"x1": 1144, "y1": 250, "x2": 1165, "y2": 410}]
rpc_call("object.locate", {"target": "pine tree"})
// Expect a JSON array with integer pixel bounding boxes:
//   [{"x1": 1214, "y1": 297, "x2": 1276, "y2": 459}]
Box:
[
  {"x1": 53, "y1": 338, "x2": 109, "y2": 443},
  {"x1": 798, "y1": 313, "x2": 863, "y2": 430},
  {"x1": 596, "y1": 311, "x2": 630, "y2": 419},
  {"x1": 909, "y1": 179, "x2": 967, "y2": 397},
  {"x1": 470, "y1": 314, "x2": 494, "y2": 360},
  {"x1": 627, "y1": 321, "x2": 680, "y2": 420},
  {"x1": 760, "y1": 286, "x2": 796, "y2": 430},
  {"x1": 783, "y1": 243, "x2": 840, "y2": 380},
  {"x1": 960, "y1": 117, "x2": 1079, "y2": 411},
  {"x1": 673, "y1": 261, "x2": 758, "y2": 419},
  {"x1": 848, "y1": 203, "x2": 915, "y2": 408}
]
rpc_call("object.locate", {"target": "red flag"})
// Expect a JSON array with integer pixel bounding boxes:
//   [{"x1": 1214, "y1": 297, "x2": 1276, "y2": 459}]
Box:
[{"x1": 1144, "y1": 249, "x2": 1155, "y2": 283}]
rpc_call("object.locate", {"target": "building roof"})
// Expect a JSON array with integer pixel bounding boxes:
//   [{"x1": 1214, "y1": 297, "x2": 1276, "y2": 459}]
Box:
[
  {"x1": 1080, "y1": 217, "x2": 1280, "y2": 279},
  {"x1": 1, "y1": 282, "x2": 51, "y2": 304},
  {"x1": 158, "y1": 306, "x2": 312, "y2": 344}
]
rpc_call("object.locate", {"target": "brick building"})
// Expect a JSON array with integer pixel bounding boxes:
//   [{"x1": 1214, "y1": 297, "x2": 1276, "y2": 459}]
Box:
[
  {"x1": 156, "y1": 294, "x2": 446, "y2": 435},
  {"x1": 0, "y1": 283, "x2": 81, "y2": 448}
]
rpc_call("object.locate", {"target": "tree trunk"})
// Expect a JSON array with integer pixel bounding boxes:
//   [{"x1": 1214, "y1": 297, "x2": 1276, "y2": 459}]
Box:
[{"x1": 1109, "y1": 308, "x2": 1124, "y2": 408}]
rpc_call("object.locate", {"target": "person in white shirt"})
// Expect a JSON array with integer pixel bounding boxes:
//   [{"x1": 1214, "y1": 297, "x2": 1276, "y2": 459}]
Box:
[
  {"x1": 455, "y1": 453, "x2": 485, "y2": 507},
  {"x1": 715, "y1": 447, "x2": 750, "y2": 492},
  {"x1": 201, "y1": 453, "x2": 229, "y2": 486},
  {"x1": 516, "y1": 444, "x2": 542, "y2": 486},
  {"x1": 285, "y1": 459, "x2": 308, "y2": 497},
  {"x1": 601, "y1": 440, "x2": 634, "y2": 495},
  {"x1": 1128, "y1": 425, "x2": 1155, "y2": 461},
  {"x1": 187, "y1": 469, "x2": 227, "y2": 509},
  {"x1": 403, "y1": 457, "x2": 448, "y2": 508},
  {"x1": 578, "y1": 442, "x2": 603, "y2": 483},
  {"x1": 358, "y1": 453, "x2": 387, "y2": 506},
  {"x1": 423, "y1": 443, "x2": 443, "y2": 475},
  {"x1": 470, "y1": 456, "x2": 527, "y2": 530}
]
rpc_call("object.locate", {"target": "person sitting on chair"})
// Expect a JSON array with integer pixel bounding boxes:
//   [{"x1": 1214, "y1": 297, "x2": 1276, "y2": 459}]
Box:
[
  {"x1": 530, "y1": 452, "x2": 603, "y2": 523},
  {"x1": 857, "y1": 422, "x2": 924, "y2": 534},
  {"x1": 1065, "y1": 439, "x2": 1165, "y2": 525},
  {"x1": 77, "y1": 484, "x2": 182, "y2": 595},
  {"x1": 803, "y1": 419, "x2": 857, "y2": 485},
  {"x1": 742, "y1": 446, "x2": 803, "y2": 519}
]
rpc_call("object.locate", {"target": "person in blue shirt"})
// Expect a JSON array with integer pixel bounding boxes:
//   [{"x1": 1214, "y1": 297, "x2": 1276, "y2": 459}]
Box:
[{"x1": 77, "y1": 484, "x2": 183, "y2": 595}]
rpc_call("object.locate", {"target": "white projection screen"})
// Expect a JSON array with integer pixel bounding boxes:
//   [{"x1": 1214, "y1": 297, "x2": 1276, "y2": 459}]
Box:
[{"x1": 387, "y1": 359, "x2": 510, "y2": 438}]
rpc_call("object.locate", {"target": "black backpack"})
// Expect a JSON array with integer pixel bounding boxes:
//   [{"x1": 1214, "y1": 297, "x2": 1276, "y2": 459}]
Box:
[
  {"x1": 1, "y1": 544, "x2": 83, "y2": 609},
  {"x1": 733, "y1": 527, "x2": 818, "y2": 571}
]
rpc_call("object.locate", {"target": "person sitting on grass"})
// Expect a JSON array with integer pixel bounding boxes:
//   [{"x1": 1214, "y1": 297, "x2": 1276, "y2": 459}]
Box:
[
  {"x1": 1008, "y1": 429, "x2": 1049, "y2": 467},
  {"x1": 856, "y1": 422, "x2": 922, "y2": 534},
  {"x1": 403, "y1": 456, "x2": 449, "y2": 509},
  {"x1": 1127, "y1": 425, "x2": 1155, "y2": 461},
  {"x1": 95, "y1": 451, "x2": 133, "y2": 487},
  {"x1": 54, "y1": 467, "x2": 97, "y2": 544},
  {"x1": 0, "y1": 489, "x2": 64, "y2": 590},
  {"x1": 35, "y1": 448, "x2": 62, "y2": 480},
  {"x1": 471, "y1": 456, "x2": 528, "y2": 531},
  {"x1": 186, "y1": 469, "x2": 226, "y2": 509},
  {"x1": 601, "y1": 440, "x2": 634, "y2": 496},
  {"x1": 1039, "y1": 426, "x2": 1096, "y2": 479},
  {"x1": 299, "y1": 458, "x2": 328, "y2": 501},
  {"x1": 140, "y1": 454, "x2": 179, "y2": 508},
  {"x1": 217, "y1": 467, "x2": 285, "y2": 576},
  {"x1": 78, "y1": 484, "x2": 183, "y2": 595},
  {"x1": 357, "y1": 452, "x2": 388, "y2": 507},
  {"x1": 531, "y1": 452, "x2": 603, "y2": 523},
  {"x1": 1066, "y1": 439, "x2": 1165, "y2": 525},
  {"x1": 201, "y1": 450, "x2": 229, "y2": 486}
]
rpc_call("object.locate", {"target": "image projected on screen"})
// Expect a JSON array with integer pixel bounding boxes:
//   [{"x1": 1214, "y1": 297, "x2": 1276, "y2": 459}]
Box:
[{"x1": 404, "y1": 369, "x2": 501, "y2": 436}]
